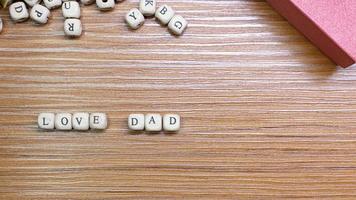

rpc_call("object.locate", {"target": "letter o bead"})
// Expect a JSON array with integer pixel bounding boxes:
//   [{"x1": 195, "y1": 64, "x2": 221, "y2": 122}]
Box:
[
  {"x1": 128, "y1": 114, "x2": 145, "y2": 131},
  {"x1": 55, "y1": 113, "x2": 73, "y2": 130},
  {"x1": 30, "y1": 4, "x2": 50, "y2": 24},
  {"x1": 168, "y1": 15, "x2": 188, "y2": 36},
  {"x1": 125, "y1": 8, "x2": 145, "y2": 30}
]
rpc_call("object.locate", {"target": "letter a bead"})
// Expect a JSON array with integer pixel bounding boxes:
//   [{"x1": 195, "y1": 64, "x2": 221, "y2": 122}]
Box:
[
  {"x1": 30, "y1": 4, "x2": 50, "y2": 24},
  {"x1": 125, "y1": 8, "x2": 145, "y2": 30},
  {"x1": 128, "y1": 114, "x2": 145, "y2": 131},
  {"x1": 145, "y1": 114, "x2": 162, "y2": 132}
]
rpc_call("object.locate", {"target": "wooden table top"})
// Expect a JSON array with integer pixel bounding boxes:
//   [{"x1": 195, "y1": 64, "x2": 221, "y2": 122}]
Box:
[{"x1": 1, "y1": 0, "x2": 356, "y2": 199}]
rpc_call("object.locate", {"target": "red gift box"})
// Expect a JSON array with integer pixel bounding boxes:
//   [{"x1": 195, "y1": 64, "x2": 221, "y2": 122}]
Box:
[{"x1": 267, "y1": 0, "x2": 356, "y2": 68}]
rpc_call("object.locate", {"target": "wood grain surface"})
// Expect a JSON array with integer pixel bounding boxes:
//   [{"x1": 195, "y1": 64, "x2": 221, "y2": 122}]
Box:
[{"x1": 1, "y1": 0, "x2": 356, "y2": 199}]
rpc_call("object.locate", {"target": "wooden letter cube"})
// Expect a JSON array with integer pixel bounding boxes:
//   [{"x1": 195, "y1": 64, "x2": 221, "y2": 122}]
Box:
[
  {"x1": 139, "y1": 0, "x2": 156, "y2": 17},
  {"x1": 30, "y1": 4, "x2": 50, "y2": 24},
  {"x1": 81, "y1": 0, "x2": 95, "y2": 6},
  {"x1": 90, "y1": 113, "x2": 108, "y2": 130},
  {"x1": 62, "y1": 1, "x2": 81, "y2": 18},
  {"x1": 72, "y1": 112, "x2": 90, "y2": 131},
  {"x1": 24, "y1": 0, "x2": 41, "y2": 7},
  {"x1": 9, "y1": 2, "x2": 29, "y2": 22},
  {"x1": 145, "y1": 114, "x2": 162, "y2": 132},
  {"x1": 38, "y1": 113, "x2": 55, "y2": 130},
  {"x1": 55, "y1": 113, "x2": 73, "y2": 130},
  {"x1": 125, "y1": 8, "x2": 145, "y2": 30},
  {"x1": 64, "y1": 18, "x2": 82, "y2": 37},
  {"x1": 168, "y1": 15, "x2": 187, "y2": 35},
  {"x1": 128, "y1": 114, "x2": 145, "y2": 131},
  {"x1": 155, "y1": 4, "x2": 174, "y2": 25},
  {"x1": 163, "y1": 114, "x2": 180, "y2": 132},
  {"x1": 43, "y1": 0, "x2": 62, "y2": 10},
  {"x1": 96, "y1": 0, "x2": 115, "y2": 11}
]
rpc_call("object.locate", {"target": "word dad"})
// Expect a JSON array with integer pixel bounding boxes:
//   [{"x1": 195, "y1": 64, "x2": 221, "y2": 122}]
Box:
[{"x1": 128, "y1": 113, "x2": 180, "y2": 132}]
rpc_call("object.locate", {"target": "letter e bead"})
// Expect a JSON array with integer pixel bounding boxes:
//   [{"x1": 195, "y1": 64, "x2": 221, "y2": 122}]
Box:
[
  {"x1": 9, "y1": 2, "x2": 29, "y2": 22},
  {"x1": 64, "y1": 19, "x2": 82, "y2": 37},
  {"x1": 55, "y1": 113, "x2": 72, "y2": 130},
  {"x1": 30, "y1": 4, "x2": 50, "y2": 24},
  {"x1": 168, "y1": 15, "x2": 188, "y2": 36},
  {"x1": 145, "y1": 114, "x2": 162, "y2": 132},
  {"x1": 38, "y1": 113, "x2": 55, "y2": 130},
  {"x1": 163, "y1": 114, "x2": 180, "y2": 132},
  {"x1": 90, "y1": 113, "x2": 108, "y2": 130},
  {"x1": 125, "y1": 8, "x2": 145, "y2": 30},
  {"x1": 128, "y1": 114, "x2": 145, "y2": 131}
]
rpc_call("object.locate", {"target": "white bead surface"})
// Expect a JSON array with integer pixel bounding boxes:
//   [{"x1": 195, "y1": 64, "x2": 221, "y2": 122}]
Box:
[
  {"x1": 81, "y1": 0, "x2": 95, "y2": 5},
  {"x1": 55, "y1": 113, "x2": 73, "y2": 130},
  {"x1": 72, "y1": 112, "x2": 90, "y2": 131},
  {"x1": 0, "y1": 18, "x2": 3, "y2": 33},
  {"x1": 139, "y1": 0, "x2": 156, "y2": 17},
  {"x1": 62, "y1": 1, "x2": 81, "y2": 18},
  {"x1": 155, "y1": 4, "x2": 174, "y2": 25},
  {"x1": 9, "y1": 2, "x2": 29, "y2": 22},
  {"x1": 145, "y1": 114, "x2": 162, "y2": 132},
  {"x1": 125, "y1": 8, "x2": 145, "y2": 30},
  {"x1": 128, "y1": 114, "x2": 145, "y2": 131},
  {"x1": 24, "y1": 0, "x2": 41, "y2": 7},
  {"x1": 43, "y1": 0, "x2": 62, "y2": 10},
  {"x1": 38, "y1": 113, "x2": 55, "y2": 130},
  {"x1": 96, "y1": 0, "x2": 115, "y2": 11},
  {"x1": 163, "y1": 114, "x2": 180, "y2": 132},
  {"x1": 90, "y1": 113, "x2": 108, "y2": 130},
  {"x1": 64, "y1": 18, "x2": 82, "y2": 37},
  {"x1": 30, "y1": 4, "x2": 50, "y2": 24},
  {"x1": 168, "y1": 15, "x2": 187, "y2": 36}
]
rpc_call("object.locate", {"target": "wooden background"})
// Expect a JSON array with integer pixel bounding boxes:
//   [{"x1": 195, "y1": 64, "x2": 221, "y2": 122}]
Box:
[{"x1": 1, "y1": 0, "x2": 356, "y2": 199}]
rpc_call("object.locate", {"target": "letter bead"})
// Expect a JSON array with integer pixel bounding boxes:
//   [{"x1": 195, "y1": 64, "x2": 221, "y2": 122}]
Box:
[
  {"x1": 55, "y1": 113, "x2": 72, "y2": 130},
  {"x1": 72, "y1": 112, "x2": 89, "y2": 131},
  {"x1": 90, "y1": 113, "x2": 108, "y2": 130},
  {"x1": 139, "y1": 0, "x2": 156, "y2": 17},
  {"x1": 30, "y1": 4, "x2": 50, "y2": 24},
  {"x1": 0, "y1": 18, "x2": 3, "y2": 33},
  {"x1": 128, "y1": 114, "x2": 145, "y2": 131},
  {"x1": 168, "y1": 15, "x2": 188, "y2": 36},
  {"x1": 163, "y1": 114, "x2": 180, "y2": 132},
  {"x1": 96, "y1": 0, "x2": 115, "y2": 11},
  {"x1": 125, "y1": 8, "x2": 145, "y2": 30},
  {"x1": 9, "y1": 2, "x2": 29, "y2": 23},
  {"x1": 81, "y1": 0, "x2": 95, "y2": 5},
  {"x1": 43, "y1": 0, "x2": 62, "y2": 10},
  {"x1": 145, "y1": 114, "x2": 162, "y2": 132},
  {"x1": 38, "y1": 113, "x2": 55, "y2": 130},
  {"x1": 62, "y1": 1, "x2": 80, "y2": 18},
  {"x1": 24, "y1": 0, "x2": 41, "y2": 7},
  {"x1": 155, "y1": 4, "x2": 174, "y2": 25},
  {"x1": 64, "y1": 19, "x2": 82, "y2": 37}
]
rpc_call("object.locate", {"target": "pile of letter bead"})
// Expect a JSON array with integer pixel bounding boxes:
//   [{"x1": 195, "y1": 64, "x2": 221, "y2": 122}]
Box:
[
  {"x1": 38, "y1": 112, "x2": 108, "y2": 130},
  {"x1": 128, "y1": 114, "x2": 180, "y2": 132},
  {"x1": 125, "y1": 1, "x2": 188, "y2": 35},
  {"x1": 3, "y1": 0, "x2": 187, "y2": 37}
]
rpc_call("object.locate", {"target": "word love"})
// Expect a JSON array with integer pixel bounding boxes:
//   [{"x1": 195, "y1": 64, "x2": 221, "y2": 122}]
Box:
[
  {"x1": 38, "y1": 112, "x2": 108, "y2": 131},
  {"x1": 128, "y1": 113, "x2": 180, "y2": 132}
]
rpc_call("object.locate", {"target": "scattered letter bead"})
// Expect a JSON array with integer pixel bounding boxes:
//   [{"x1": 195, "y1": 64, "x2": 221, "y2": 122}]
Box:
[
  {"x1": 9, "y1": 2, "x2": 29, "y2": 22},
  {"x1": 168, "y1": 15, "x2": 187, "y2": 35},
  {"x1": 62, "y1": 1, "x2": 81, "y2": 18},
  {"x1": 125, "y1": 8, "x2": 144, "y2": 30},
  {"x1": 43, "y1": 0, "x2": 62, "y2": 10},
  {"x1": 24, "y1": 0, "x2": 41, "y2": 7},
  {"x1": 30, "y1": 4, "x2": 50, "y2": 24},
  {"x1": 128, "y1": 114, "x2": 145, "y2": 131},
  {"x1": 0, "y1": 18, "x2": 3, "y2": 33},
  {"x1": 145, "y1": 114, "x2": 162, "y2": 132},
  {"x1": 155, "y1": 4, "x2": 174, "y2": 25},
  {"x1": 139, "y1": 0, "x2": 156, "y2": 17},
  {"x1": 38, "y1": 113, "x2": 55, "y2": 130},
  {"x1": 96, "y1": 0, "x2": 115, "y2": 11},
  {"x1": 64, "y1": 18, "x2": 82, "y2": 37},
  {"x1": 90, "y1": 113, "x2": 108, "y2": 130},
  {"x1": 55, "y1": 113, "x2": 73, "y2": 130},
  {"x1": 81, "y1": 0, "x2": 95, "y2": 5},
  {"x1": 72, "y1": 112, "x2": 90, "y2": 131},
  {"x1": 163, "y1": 114, "x2": 180, "y2": 132}
]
